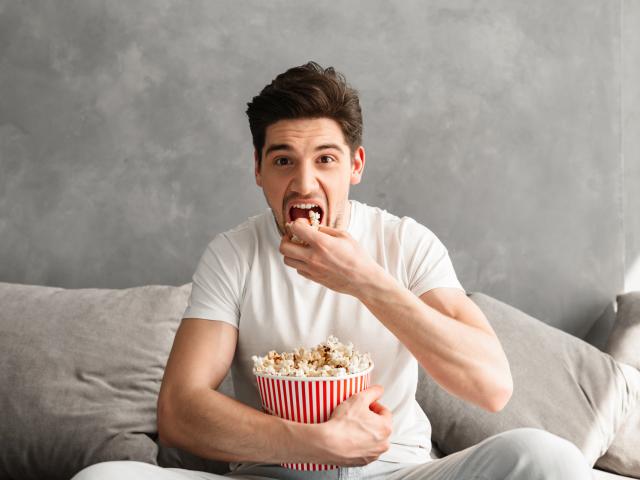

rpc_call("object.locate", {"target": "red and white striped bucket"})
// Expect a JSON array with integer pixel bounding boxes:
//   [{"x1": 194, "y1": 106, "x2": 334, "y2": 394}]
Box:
[{"x1": 254, "y1": 364, "x2": 373, "y2": 470}]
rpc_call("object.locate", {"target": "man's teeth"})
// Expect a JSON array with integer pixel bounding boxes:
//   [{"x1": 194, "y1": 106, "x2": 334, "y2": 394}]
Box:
[{"x1": 292, "y1": 203, "x2": 319, "y2": 209}]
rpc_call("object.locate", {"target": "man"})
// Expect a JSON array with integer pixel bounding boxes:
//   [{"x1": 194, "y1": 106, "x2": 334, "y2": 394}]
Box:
[{"x1": 73, "y1": 62, "x2": 591, "y2": 479}]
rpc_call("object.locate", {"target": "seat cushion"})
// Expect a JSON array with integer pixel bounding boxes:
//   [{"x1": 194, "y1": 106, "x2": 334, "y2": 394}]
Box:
[
  {"x1": 0, "y1": 282, "x2": 191, "y2": 480},
  {"x1": 606, "y1": 291, "x2": 640, "y2": 370},
  {"x1": 596, "y1": 291, "x2": 640, "y2": 478},
  {"x1": 416, "y1": 292, "x2": 640, "y2": 468},
  {"x1": 592, "y1": 468, "x2": 638, "y2": 480}
]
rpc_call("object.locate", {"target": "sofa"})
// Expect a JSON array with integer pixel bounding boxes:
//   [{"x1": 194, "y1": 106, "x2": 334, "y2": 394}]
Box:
[{"x1": 0, "y1": 281, "x2": 638, "y2": 480}]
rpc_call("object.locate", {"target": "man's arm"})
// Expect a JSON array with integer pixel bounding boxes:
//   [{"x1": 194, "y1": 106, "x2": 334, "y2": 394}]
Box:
[
  {"x1": 282, "y1": 220, "x2": 513, "y2": 413},
  {"x1": 157, "y1": 318, "x2": 317, "y2": 464},
  {"x1": 359, "y1": 285, "x2": 513, "y2": 412},
  {"x1": 157, "y1": 318, "x2": 392, "y2": 465}
]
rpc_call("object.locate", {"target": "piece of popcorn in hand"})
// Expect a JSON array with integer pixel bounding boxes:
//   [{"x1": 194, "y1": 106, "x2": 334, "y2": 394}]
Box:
[{"x1": 286, "y1": 210, "x2": 321, "y2": 244}]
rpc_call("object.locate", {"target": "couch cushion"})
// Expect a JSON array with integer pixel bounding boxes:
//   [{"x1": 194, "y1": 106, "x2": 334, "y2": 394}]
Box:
[
  {"x1": 606, "y1": 291, "x2": 640, "y2": 370},
  {"x1": 0, "y1": 282, "x2": 192, "y2": 480},
  {"x1": 416, "y1": 292, "x2": 640, "y2": 467},
  {"x1": 596, "y1": 414, "x2": 640, "y2": 480},
  {"x1": 596, "y1": 291, "x2": 640, "y2": 479},
  {"x1": 593, "y1": 468, "x2": 639, "y2": 480}
]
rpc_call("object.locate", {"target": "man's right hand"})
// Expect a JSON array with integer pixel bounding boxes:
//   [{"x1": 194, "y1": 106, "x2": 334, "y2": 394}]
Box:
[{"x1": 317, "y1": 384, "x2": 393, "y2": 466}]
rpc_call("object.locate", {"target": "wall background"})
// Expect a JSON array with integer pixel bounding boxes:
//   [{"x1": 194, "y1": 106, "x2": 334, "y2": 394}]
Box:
[{"x1": 1, "y1": 0, "x2": 638, "y2": 346}]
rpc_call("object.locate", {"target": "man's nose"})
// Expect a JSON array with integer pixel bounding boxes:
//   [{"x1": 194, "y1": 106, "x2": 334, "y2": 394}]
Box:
[{"x1": 290, "y1": 163, "x2": 319, "y2": 194}]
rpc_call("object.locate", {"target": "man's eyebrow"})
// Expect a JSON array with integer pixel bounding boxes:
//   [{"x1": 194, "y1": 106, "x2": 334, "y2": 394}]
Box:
[
  {"x1": 315, "y1": 143, "x2": 344, "y2": 153},
  {"x1": 264, "y1": 144, "x2": 292, "y2": 156},
  {"x1": 263, "y1": 143, "x2": 345, "y2": 157}
]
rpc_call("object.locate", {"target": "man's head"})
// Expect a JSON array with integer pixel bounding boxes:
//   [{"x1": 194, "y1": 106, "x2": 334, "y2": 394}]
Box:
[
  {"x1": 246, "y1": 62, "x2": 365, "y2": 236},
  {"x1": 246, "y1": 61, "x2": 363, "y2": 166}
]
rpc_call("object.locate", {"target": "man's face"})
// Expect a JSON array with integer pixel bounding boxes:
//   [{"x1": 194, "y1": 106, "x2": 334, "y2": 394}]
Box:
[{"x1": 255, "y1": 117, "x2": 365, "y2": 236}]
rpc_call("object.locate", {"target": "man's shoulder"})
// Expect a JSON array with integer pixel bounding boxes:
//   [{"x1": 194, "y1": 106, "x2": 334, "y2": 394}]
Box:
[
  {"x1": 222, "y1": 210, "x2": 271, "y2": 236},
  {"x1": 354, "y1": 200, "x2": 400, "y2": 224},
  {"x1": 204, "y1": 209, "x2": 273, "y2": 256},
  {"x1": 354, "y1": 200, "x2": 433, "y2": 235}
]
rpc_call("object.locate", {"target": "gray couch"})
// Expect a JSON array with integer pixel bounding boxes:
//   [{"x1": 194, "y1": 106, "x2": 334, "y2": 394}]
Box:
[{"x1": 0, "y1": 281, "x2": 638, "y2": 480}]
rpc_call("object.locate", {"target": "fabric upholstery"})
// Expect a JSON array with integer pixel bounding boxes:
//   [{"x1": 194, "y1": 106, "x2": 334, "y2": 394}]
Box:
[
  {"x1": 415, "y1": 292, "x2": 640, "y2": 467},
  {"x1": 597, "y1": 291, "x2": 640, "y2": 479},
  {"x1": 1, "y1": 282, "x2": 638, "y2": 479},
  {"x1": 0, "y1": 282, "x2": 190, "y2": 480},
  {"x1": 606, "y1": 291, "x2": 640, "y2": 370}
]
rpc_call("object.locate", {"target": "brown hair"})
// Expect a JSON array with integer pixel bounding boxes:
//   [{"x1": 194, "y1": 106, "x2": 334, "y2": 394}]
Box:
[{"x1": 246, "y1": 61, "x2": 363, "y2": 167}]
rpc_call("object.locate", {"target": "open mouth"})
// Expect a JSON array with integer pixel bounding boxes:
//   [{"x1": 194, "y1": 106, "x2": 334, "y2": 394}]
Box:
[{"x1": 288, "y1": 203, "x2": 324, "y2": 226}]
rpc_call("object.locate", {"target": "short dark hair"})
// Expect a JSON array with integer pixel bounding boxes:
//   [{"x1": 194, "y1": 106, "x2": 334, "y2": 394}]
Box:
[{"x1": 246, "y1": 61, "x2": 363, "y2": 167}]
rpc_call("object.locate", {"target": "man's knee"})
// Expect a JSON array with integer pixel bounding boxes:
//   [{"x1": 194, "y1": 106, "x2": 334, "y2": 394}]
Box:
[
  {"x1": 465, "y1": 427, "x2": 591, "y2": 480},
  {"x1": 71, "y1": 461, "x2": 159, "y2": 480}
]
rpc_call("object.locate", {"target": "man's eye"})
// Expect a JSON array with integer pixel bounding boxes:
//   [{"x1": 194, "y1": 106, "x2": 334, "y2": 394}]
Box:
[
  {"x1": 319, "y1": 155, "x2": 335, "y2": 164},
  {"x1": 275, "y1": 157, "x2": 290, "y2": 166}
]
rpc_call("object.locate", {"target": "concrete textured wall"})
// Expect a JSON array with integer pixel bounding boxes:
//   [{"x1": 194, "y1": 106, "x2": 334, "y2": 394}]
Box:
[
  {"x1": 0, "y1": 0, "x2": 636, "y2": 343},
  {"x1": 624, "y1": 0, "x2": 640, "y2": 292}
]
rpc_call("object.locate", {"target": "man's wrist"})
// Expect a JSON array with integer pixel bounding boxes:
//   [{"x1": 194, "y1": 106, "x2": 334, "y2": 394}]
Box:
[
  {"x1": 277, "y1": 417, "x2": 332, "y2": 464},
  {"x1": 353, "y1": 263, "x2": 398, "y2": 305}
]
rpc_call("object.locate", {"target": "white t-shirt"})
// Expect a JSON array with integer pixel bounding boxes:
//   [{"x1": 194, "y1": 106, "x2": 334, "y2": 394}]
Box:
[{"x1": 183, "y1": 199, "x2": 465, "y2": 465}]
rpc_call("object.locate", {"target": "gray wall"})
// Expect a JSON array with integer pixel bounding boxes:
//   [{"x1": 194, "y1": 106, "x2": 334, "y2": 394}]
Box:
[
  {"x1": 624, "y1": 0, "x2": 640, "y2": 293},
  {"x1": 1, "y1": 1, "x2": 638, "y2": 344}
]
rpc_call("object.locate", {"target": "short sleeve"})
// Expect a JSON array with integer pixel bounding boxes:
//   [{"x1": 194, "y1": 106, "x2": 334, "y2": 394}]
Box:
[
  {"x1": 182, "y1": 233, "x2": 246, "y2": 329},
  {"x1": 400, "y1": 218, "x2": 465, "y2": 297}
]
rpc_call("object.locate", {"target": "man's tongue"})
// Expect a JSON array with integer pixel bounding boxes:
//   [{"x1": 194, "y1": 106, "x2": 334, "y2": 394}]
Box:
[{"x1": 291, "y1": 207, "x2": 311, "y2": 222}]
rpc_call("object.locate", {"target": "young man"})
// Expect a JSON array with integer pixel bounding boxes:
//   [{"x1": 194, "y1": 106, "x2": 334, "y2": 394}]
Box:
[{"x1": 73, "y1": 63, "x2": 591, "y2": 479}]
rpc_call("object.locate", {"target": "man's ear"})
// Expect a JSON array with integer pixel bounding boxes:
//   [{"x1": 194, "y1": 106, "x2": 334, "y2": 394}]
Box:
[
  {"x1": 254, "y1": 149, "x2": 262, "y2": 187},
  {"x1": 350, "y1": 146, "x2": 365, "y2": 185}
]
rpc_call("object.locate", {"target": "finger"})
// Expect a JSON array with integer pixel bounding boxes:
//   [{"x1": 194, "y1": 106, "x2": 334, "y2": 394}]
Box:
[
  {"x1": 283, "y1": 256, "x2": 307, "y2": 270},
  {"x1": 297, "y1": 269, "x2": 315, "y2": 280},
  {"x1": 353, "y1": 384, "x2": 384, "y2": 405},
  {"x1": 282, "y1": 220, "x2": 314, "y2": 246},
  {"x1": 280, "y1": 237, "x2": 311, "y2": 260},
  {"x1": 289, "y1": 219, "x2": 319, "y2": 245},
  {"x1": 317, "y1": 225, "x2": 345, "y2": 237},
  {"x1": 369, "y1": 401, "x2": 392, "y2": 418}
]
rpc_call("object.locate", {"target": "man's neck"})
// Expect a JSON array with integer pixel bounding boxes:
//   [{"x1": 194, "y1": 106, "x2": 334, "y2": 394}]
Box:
[{"x1": 335, "y1": 199, "x2": 351, "y2": 231}]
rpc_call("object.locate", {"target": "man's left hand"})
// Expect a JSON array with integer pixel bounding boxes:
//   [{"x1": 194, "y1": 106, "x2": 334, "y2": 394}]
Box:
[{"x1": 279, "y1": 219, "x2": 384, "y2": 297}]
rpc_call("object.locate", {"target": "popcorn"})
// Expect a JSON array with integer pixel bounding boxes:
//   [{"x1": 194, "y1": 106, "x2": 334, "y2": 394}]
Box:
[
  {"x1": 308, "y1": 209, "x2": 320, "y2": 227},
  {"x1": 252, "y1": 335, "x2": 372, "y2": 377},
  {"x1": 252, "y1": 336, "x2": 374, "y2": 471},
  {"x1": 286, "y1": 210, "x2": 320, "y2": 245}
]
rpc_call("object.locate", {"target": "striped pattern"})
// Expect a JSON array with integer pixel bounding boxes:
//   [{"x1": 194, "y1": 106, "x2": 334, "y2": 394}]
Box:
[{"x1": 255, "y1": 371, "x2": 371, "y2": 471}]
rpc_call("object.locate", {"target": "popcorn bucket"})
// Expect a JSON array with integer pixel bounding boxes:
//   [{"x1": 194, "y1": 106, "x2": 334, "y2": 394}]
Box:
[{"x1": 254, "y1": 364, "x2": 374, "y2": 471}]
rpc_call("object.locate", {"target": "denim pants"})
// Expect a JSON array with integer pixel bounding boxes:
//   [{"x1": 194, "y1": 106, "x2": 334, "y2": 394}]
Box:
[{"x1": 71, "y1": 428, "x2": 593, "y2": 480}]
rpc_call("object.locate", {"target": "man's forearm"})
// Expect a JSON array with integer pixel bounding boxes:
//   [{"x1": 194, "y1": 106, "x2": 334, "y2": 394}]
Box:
[
  {"x1": 158, "y1": 387, "x2": 329, "y2": 464},
  {"x1": 356, "y1": 268, "x2": 511, "y2": 412}
]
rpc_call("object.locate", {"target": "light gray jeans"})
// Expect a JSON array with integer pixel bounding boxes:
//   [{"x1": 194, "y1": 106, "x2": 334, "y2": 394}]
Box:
[{"x1": 71, "y1": 428, "x2": 593, "y2": 480}]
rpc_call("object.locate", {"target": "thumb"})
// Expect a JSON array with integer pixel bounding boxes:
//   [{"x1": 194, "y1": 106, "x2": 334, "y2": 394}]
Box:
[{"x1": 353, "y1": 384, "x2": 384, "y2": 405}]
